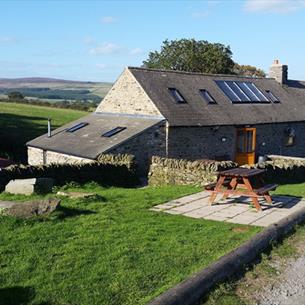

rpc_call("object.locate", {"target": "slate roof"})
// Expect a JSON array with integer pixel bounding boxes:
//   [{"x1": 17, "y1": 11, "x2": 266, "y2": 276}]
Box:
[
  {"x1": 27, "y1": 112, "x2": 164, "y2": 159},
  {"x1": 129, "y1": 67, "x2": 305, "y2": 126}
]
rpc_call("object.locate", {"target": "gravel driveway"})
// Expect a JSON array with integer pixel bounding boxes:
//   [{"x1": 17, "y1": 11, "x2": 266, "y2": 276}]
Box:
[
  {"x1": 258, "y1": 255, "x2": 305, "y2": 305},
  {"x1": 253, "y1": 236, "x2": 305, "y2": 305}
]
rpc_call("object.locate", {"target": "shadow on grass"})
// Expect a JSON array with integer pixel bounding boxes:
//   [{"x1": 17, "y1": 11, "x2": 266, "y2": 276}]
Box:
[
  {"x1": 0, "y1": 286, "x2": 35, "y2": 305},
  {"x1": 55, "y1": 206, "x2": 96, "y2": 219}
]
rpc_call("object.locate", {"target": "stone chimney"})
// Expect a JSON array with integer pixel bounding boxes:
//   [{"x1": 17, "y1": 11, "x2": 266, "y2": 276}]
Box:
[{"x1": 269, "y1": 59, "x2": 288, "y2": 85}]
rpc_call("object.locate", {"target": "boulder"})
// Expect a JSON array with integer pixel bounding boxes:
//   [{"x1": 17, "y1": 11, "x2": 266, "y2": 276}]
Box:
[
  {"x1": 5, "y1": 178, "x2": 54, "y2": 195},
  {"x1": 1, "y1": 198, "x2": 60, "y2": 218}
]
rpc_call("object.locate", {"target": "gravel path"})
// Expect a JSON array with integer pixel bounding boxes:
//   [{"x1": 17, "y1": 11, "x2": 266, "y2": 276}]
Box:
[
  {"x1": 251, "y1": 232, "x2": 305, "y2": 305},
  {"x1": 258, "y1": 255, "x2": 305, "y2": 305}
]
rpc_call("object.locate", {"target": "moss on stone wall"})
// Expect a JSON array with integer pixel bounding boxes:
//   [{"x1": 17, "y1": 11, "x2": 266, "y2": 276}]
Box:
[{"x1": 148, "y1": 156, "x2": 237, "y2": 186}]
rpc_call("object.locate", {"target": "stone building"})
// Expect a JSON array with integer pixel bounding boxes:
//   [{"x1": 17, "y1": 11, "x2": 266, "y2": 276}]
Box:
[{"x1": 27, "y1": 60, "x2": 305, "y2": 173}]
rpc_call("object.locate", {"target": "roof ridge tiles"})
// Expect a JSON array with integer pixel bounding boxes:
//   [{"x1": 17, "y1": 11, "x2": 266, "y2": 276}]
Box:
[{"x1": 127, "y1": 66, "x2": 272, "y2": 80}]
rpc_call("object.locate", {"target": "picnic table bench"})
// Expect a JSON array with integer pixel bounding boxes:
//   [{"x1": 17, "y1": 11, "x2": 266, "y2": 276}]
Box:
[{"x1": 205, "y1": 168, "x2": 278, "y2": 211}]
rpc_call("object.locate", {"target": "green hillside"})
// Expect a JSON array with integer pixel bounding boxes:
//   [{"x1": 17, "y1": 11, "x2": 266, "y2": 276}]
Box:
[{"x1": 0, "y1": 102, "x2": 87, "y2": 161}]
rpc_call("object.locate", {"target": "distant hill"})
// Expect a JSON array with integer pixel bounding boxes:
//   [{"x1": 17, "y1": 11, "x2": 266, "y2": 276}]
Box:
[{"x1": 0, "y1": 77, "x2": 113, "y2": 102}]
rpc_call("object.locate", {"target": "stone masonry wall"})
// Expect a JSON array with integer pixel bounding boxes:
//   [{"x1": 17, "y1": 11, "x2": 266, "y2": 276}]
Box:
[
  {"x1": 95, "y1": 68, "x2": 162, "y2": 116},
  {"x1": 167, "y1": 126, "x2": 236, "y2": 161},
  {"x1": 255, "y1": 122, "x2": 305, "y2": 158},
  {"x1": 167, "y1": 122, "x2": 305, "y2": 162},
  {"x1": 28, "y1": 147, "x2": 94, "y2": 166},
  {"x1": 148, "y1": 156, "x2": 237, "y2": 186},
  {"x1": 109, "y1": 123, "x2": 167, "y2": 174}
]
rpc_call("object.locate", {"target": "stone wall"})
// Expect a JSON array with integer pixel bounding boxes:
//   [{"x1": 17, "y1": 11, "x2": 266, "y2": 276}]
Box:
[
  {"x1": 95, "y1": 68, "x2": 163, "y2": 116},
  {"x1": 1, "y1": 154, "x2": 138, "y2": 190},
  {"x1": 167, "y1": 126, "x2": 236, "y2": 161},
  {"x1": 148, "y1": 156, "x2": 237, "y2": 186},
  {"x1": 166, "y1": 122, "x2": 305, "y2": 162},
  {"x1": 109, "y1": 122, "x2": 167, "y2": 174},
  {"x1": 255, "y1": 122, "x2": 305, "y2": 159},
  {"x1": 28, "y1": 147, "x2": 94, "y2": 166},
  {"x1": 248, "y1": 154, "x2": 305, "y2": 184}
]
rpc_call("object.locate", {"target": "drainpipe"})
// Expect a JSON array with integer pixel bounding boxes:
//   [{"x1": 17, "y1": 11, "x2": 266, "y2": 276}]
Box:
[{"x1": 47, "y1": 118, "x2": 52, "y2": 138}]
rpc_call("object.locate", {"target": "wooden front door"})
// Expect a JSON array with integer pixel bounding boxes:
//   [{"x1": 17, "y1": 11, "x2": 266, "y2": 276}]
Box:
[{"x1": 235, "y1": 128, "x2": 256, "y2": 165}]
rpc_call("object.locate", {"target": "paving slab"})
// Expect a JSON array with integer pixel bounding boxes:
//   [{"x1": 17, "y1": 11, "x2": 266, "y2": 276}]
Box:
[{"x1": 151, "y1": 191, "x2": 305, "y2": 227}]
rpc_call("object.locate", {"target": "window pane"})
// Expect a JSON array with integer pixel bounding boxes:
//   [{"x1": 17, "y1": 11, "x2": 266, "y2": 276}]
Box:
[
  {"x1": 66, "y1": 122, "x2": 89, "y2": 132},
  {"x1": 199, "y1": 89, "x2": 216, "y2": 104},
  {"x1": 266, "y1": 90, "x2": 280, "y2": 103},
  {"x1": 246, "y1": 131, "x2": 254, "y2": 152},
  {"x1": 168, "y1": 88, "x2": 187, "y2": 104},
  {"x1": 102, "y1": 127, "x2": 126, "y2": 137},
  {"x1": 237, "y1": 130, "x2": 245, "y2": 152}
]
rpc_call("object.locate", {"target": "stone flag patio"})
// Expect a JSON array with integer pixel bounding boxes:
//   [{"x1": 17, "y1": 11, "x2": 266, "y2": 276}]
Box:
[{"x1": 151, "y1": 191, "x2": 305, "y2": 227}]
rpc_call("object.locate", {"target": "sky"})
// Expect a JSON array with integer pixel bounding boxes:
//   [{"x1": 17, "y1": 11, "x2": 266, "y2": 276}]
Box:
[{"x1": 1, "y1": 0, "x2": 305, "y2": 82}]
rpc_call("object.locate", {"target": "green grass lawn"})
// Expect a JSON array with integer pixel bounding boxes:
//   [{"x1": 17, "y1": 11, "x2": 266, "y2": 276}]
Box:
[
  {"x1": 0, "y1": 102, "x2": 86, "y2": 161},
  {"x1": 0, "y1": 184, "x2": 261, "y2": 305}
]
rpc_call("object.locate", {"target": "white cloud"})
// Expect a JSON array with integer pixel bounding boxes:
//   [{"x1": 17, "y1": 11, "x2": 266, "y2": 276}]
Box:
[
  {"x1": 101, "y1": 16, "x2": 116, "y2": 24},
  {"x1": 244, "y1": 0, "x2": 305, "y2": 14},
  {"x1": 129, "y1": 48, "x2": 143, "y2": 55},
  {"x1": 89, "y1": 43, "x2": 121, "y2": 55}
]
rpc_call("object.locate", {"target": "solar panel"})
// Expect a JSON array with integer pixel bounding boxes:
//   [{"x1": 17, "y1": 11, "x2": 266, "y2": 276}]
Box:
[
  {"x1": 216, "y1": 80, "x2": 271, "y2": 104},
  {"x1": 168, "y1": 88, "x2": 187, "y2": 104},
  {"x1": 215, "y1": 81, "x2": 240, "y2": 102},
  {"x1": 245, "y1": 82, "x2": 269, "y2": 102},
  {"x1": 102, "y1": 126, "x2": 126, "y2": 137},
  {"x1": 199, "y1": 89, "x2": 217, "y2": 104},
  {"x1": 66, "y1": 122, "x2": 89, "y2": 132},
  {"x1": 227, "y1": 81, "x2": 251, "y2": 102}
]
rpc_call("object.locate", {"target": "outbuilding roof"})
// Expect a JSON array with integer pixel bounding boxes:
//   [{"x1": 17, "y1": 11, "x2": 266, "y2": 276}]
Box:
[
  {"x1": 27, "y1": 112, "x2": 164, "y2": 159},
  {"x1": 129, "y1": 67, "x2": 305, "y2": 126}
]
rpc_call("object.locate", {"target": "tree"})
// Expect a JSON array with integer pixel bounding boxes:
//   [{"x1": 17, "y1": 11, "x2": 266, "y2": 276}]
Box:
[
  {"x1": 233, "y1": 64, "x2": 266, "y2": 78},
  {"x1": 143, "y1": 38, "x2": 265, "y2": 77},
  {"x1": 7, "y1": 91, "x2": 24, "y2": 100},
  {"x1": 143, "y1": 39, "x2": 235, "y2": 74}
]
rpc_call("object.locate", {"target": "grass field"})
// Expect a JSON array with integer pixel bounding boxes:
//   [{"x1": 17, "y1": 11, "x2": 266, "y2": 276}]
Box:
[
  {"x1": 0, "y1": 102, "x2": 86, "y2": 161},
  {"x1": 0, "y1": 184, "x2": 261, "y2": 305}
]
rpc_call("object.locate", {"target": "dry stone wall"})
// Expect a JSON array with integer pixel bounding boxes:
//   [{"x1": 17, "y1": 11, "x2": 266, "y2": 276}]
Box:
[
  {"x1": 248, "y1": 155, "x2": 305, "y2": 184},
  {"x1": 0, "y1": 154, "x2": 138, "y2": 190},
  {"x1": 148, "y1": 156, "x2": 237, "y2": 186}
]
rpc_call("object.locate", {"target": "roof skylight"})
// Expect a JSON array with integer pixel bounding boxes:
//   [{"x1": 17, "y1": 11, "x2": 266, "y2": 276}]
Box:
[
  {"x1": 199, "y1": 89, "x2": 217, "y2": 104},
  {"x1": 215, "y1": 80, "x2": 270, "y2": 104},
  {"x1": 265, "y1": 90, "x2": 280, "y2": 103},
  {"x1": 102, "y1": 127, "x2": 126, "y2": 137},
  {"x1": 66, "y1": 122, "x2": 89, "y2": 132},
  {"x1": 168, "y1": 88, "x2": 187, "y2": 104}
]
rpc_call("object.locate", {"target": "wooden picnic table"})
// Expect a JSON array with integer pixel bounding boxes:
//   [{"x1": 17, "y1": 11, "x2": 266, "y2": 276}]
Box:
[{"x1": 207, "y1": 168, "x2": 278, "y2": 211}]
